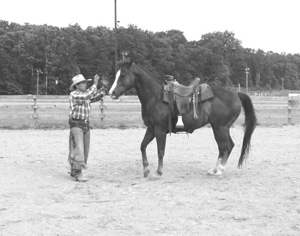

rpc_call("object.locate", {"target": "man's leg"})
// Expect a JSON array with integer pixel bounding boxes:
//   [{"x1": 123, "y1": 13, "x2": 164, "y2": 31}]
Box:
[
  {"x1": 68, "y1": 127, "x2": 87, "y2": 181},
  {"x1": 83, "y1": 128, "x2": 90, "y2": 165}
]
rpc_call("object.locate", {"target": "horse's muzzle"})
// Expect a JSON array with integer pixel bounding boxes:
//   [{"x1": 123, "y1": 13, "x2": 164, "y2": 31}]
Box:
[{"x1": 110, "y1": 91, "x2": 119, "y2": 99}]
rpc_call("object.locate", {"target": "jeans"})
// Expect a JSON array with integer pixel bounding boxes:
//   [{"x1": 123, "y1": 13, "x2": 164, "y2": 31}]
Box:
[{"x1": 68, "y1": 126, "x2": 90, "y2": 174}]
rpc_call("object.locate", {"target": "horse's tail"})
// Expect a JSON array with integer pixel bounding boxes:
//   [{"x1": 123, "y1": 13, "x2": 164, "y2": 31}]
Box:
[{"x1": 237, "y1": 92, "x2": 257, "y2": 168}]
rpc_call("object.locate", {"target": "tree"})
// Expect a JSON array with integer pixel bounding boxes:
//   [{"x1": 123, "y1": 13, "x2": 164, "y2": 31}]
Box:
[
  {"x1": 197, "y1": 31, "x2": 243, "y2": 87},
  {"x1": 1, "y1": 20, "x2": 300, "y2": 94}
]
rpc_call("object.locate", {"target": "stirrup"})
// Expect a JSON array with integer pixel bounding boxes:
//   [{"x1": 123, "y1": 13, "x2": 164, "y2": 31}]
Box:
[{"x1": 176, "y1": 116, "x2": 184, "y2": 128}]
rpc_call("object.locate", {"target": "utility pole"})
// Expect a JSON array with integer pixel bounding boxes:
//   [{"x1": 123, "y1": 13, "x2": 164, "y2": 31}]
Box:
[
  {"x1": 55, "y1": 77, "x2": 58, "y2": 95},
  {"x1": 245, "y1": 67, "x2": 250, "y2": 94},
  {"x1": 114, "y1": 0, "x2": 118, "y2": 75},
  {"x1": 36, "y1": 69, "x2": 41, "y2": 96},
  {"x1": 45, "y1": 49, "x2": 48, "y2": 95}
]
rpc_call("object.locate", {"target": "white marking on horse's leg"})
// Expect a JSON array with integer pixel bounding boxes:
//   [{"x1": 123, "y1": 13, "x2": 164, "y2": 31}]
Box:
[
  {"x1": 109, "y1": 70, "x2": 121, "y2": 95},
  {"x1": 207, "y1": 158, "x2": 225, "y2": 175},
  {"x1": 215, "y1": 158, "x2": 225, "y2": 175}
]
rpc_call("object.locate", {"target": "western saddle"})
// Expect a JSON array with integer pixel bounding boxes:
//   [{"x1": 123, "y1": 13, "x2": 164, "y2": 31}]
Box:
[{"x1": 164, "y1": 75, "x2": 201, "y2": 119}]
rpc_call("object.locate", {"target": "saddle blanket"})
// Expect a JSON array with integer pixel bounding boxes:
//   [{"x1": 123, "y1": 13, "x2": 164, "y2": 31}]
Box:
[{"x1": 198, "y1": 84, "x2": 214, "y2": 102}]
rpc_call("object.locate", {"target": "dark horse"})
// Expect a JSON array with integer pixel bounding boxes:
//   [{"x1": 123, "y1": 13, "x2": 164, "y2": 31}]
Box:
[{"x1": 109, "y1": 60, "x2": 257, "y2": 177}]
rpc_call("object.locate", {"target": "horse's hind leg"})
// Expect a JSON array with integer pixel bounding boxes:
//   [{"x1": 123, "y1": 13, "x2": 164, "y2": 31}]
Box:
[
  {"x1": 140, "y1": 127, "x2": 155, "y2": 177},
  {"x1": 155, "y1": 126, "x2": 167, "y2": 176},
  {"x1": 208, "y1": 125, "x2": 234, "y2": 175}
]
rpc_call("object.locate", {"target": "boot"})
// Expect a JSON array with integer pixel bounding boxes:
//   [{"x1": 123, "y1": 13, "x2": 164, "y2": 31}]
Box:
[{"x1": 75, "y1": 173, "x2": 88, "y2": 182}]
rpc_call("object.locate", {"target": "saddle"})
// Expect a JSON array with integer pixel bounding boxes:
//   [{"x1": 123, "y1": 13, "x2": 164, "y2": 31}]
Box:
[
  {"x1": 173, "y1": 77, "x2": 201, "y2": 97},
  {"x1": 163, "y1": 76, "x2": 213, "y2": 119}
]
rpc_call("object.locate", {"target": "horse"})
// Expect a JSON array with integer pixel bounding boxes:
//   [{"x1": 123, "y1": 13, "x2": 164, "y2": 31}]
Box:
[{"x1": 109, "y1": 59, "x2": 257, "y2": 177}]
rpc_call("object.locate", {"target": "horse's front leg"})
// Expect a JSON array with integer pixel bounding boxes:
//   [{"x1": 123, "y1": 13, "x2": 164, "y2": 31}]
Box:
[
  {"x1": 155, "y1": 126, "x2": 167, "y2": 176},
  {"x1": 140, "y1": 127, "x2": 155, "y2": 177}
]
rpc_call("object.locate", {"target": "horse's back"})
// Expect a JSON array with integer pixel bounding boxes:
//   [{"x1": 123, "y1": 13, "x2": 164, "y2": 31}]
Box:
[
  {"x1": 206, "y1": 87, "x2": 242, "y2": 125},
  {"x1": 211, "y1": 86, "x2": 241, "y2": 106}
]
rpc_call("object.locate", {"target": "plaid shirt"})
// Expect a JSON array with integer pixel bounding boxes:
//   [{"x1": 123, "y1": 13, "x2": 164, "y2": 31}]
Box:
[{"x1": 69, "y1": 85, "x2": 104, "y2": 121}]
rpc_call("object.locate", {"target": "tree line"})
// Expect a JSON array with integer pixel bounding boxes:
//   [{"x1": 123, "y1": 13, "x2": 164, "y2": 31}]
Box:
[{"x1": 0, "y1": 20, "x2": 299, "y2": 95}]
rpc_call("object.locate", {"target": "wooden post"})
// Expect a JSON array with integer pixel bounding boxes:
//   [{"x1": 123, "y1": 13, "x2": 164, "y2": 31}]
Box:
[
  {"x1": 27, "y1": 94, "x2": 39, "y2": 128},
  {"x1": 288, "y1": 98, "x2": 292, "y2": 125},
  {"x1": 288, "y1": 92, "x2": 300, "y2": 125}
]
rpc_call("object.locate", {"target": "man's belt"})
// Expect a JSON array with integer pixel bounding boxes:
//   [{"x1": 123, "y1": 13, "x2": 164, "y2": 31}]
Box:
[{"x1": 69, "y1": 118, "x2": 90, "y2": 128}]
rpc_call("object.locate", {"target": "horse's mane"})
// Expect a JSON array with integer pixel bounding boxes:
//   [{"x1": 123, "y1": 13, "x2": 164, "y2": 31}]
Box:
[
  {"x1": 134, "y1": 64, "x2": 164, "y2": 85},
  {"x1": 118, "y1": 59, "x2": 164, "y2": 85}
]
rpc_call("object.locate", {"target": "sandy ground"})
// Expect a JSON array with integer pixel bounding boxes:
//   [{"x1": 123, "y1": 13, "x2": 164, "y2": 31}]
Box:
[{"x1": 0, "y1": 126, "x2": 300, "y2": 236}]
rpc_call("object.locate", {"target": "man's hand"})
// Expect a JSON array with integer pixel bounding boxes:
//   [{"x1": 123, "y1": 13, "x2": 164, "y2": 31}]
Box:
[{"x1": 94, "y1": 74, "x2": 100, "y2": 87}]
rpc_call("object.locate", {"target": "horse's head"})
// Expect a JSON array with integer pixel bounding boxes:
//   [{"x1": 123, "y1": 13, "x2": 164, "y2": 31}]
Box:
[{"x1": 109, "y1": 59, "x2": 135, "y2": 99}]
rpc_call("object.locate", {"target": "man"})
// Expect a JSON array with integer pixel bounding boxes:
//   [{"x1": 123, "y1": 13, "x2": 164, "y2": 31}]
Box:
[{"x1": 68, "y1": 73, "x2": 105, "y2": 182}]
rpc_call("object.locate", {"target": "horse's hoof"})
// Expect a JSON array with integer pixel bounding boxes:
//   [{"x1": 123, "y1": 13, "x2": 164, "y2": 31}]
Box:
[
  {"x1": 144, "y1": 169, "x2": 150, "y2": 178},
  {"x1": 207, "y1": 169, "x2": 223, "y2": 176},
  {"x1": 214, "y1": 170, "x2": 223, "y2": 176},
  {"x1": 156, "y1": 170, "x2": 163, "y2": 176},
  {"x1": 147, "y1": 173, "x2": 161, "y2": 181}
]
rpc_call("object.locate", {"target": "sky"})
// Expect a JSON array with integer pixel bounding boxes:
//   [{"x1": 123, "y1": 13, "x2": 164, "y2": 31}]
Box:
[{"x1": 1, "y1": 0, "x2": 299, "y2": 54}]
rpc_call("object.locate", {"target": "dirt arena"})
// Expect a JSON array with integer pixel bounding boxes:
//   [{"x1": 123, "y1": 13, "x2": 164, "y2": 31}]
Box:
[
  {"x1": 1, "y1": 125, "x2": 300, "y2": 235},
  {"x1": 1, "y1": 94, "x2": 300, "y2": 235}
]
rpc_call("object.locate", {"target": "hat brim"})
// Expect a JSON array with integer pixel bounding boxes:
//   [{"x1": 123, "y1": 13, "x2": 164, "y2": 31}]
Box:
[{"x1": 70, "y1": 79, "x2": 92, "y2": 91}]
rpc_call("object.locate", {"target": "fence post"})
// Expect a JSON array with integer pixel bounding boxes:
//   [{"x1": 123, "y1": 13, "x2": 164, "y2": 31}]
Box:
[
  {"x1": 288, "y1": 97, "x2": 292, "y2": 125},
  {"x1": 288, "y1": 92, "x2": 300, "y2": 125},
  {"x1": 99, "y1": 98, "x2": 106, "y2": 127},
  {"x1": 27, "y1": 94, "x2": 38, "y2": 128}
]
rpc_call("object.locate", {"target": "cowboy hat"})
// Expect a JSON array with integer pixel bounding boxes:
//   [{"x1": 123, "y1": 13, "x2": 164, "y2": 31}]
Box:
[{"x1": 69, "y1": 74, "x2": 91, "y2": 91}]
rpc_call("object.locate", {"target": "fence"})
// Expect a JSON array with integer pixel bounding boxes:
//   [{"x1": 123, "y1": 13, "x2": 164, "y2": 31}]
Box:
[{"x1": 0, "y1": 94, "x2": 299, "y2": 129}]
